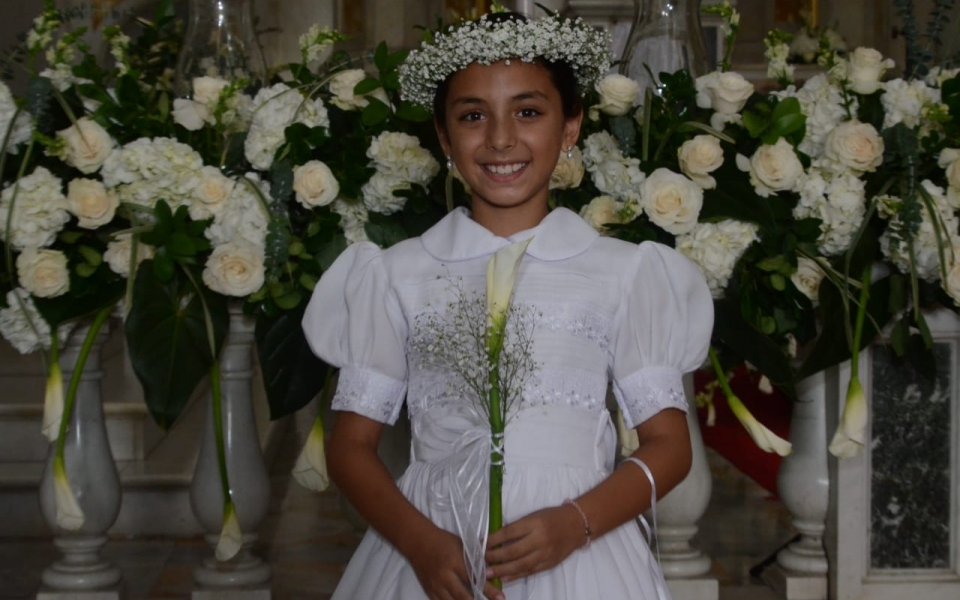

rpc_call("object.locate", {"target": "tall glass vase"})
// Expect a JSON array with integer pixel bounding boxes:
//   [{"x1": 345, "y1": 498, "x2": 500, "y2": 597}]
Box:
[
  {"x1": 512, "y1": 0, "x2": 568, "y2": 17},
  {"x1": 621, "y1": 0, "x2": 709, "y2": 96},
  {"x1": 174, "y1": 0, "x2": 266, "y2": 96}
]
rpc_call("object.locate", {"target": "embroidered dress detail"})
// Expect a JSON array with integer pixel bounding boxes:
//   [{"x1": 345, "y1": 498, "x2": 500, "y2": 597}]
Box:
[
  {"x1": 613, "y1": 366, "x2": 688, "y2": 429},
  {"x1": 331, "y1": 366, "x2": 407, "y2": 423},
  {"x1": 539, "y1": 310, "x2": 611, "y2": 351}
]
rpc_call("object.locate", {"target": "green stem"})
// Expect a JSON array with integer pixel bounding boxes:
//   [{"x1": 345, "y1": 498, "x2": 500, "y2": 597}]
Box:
[
  {"x1": 849, "y1": 270, "x2": 871, "y2": 381},
  {"x1": 56, "y1": 304, "x2": 114, "y2": 459},
  {"x1": 707, "y1": 347, "x2": 736, "y2": 400},
  {"x1": 487, "y1": 365, "x2": 503, "y2": 591},
  {"x1": 210, "y1": 358, "x2": 231, "y2": 503}
]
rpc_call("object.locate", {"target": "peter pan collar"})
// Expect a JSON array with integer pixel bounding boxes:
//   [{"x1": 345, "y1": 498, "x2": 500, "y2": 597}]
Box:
[{"x1": 420, "y1": 206, "x2": 599, "y2": 262}]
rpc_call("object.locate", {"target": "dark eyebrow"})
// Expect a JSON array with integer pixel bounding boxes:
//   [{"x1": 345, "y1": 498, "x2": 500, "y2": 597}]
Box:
[
  {"x1": 512, "y1": 91, "x2": 550, "y2": 102},
  {"x1": 449, "y1": 90, "x2": 551, "y2": 107}
]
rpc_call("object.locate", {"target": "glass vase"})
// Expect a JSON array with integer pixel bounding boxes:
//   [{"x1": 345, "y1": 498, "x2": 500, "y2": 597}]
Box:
[
  {"x1": 620, "y1": 0, "x2": 709, "y2": 96},
  {"x1": 174, "y1": 0, "x2": 266, "y2": 96}
]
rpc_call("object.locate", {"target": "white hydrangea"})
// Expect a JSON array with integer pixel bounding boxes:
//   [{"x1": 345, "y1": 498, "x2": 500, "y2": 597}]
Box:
[
  {"x1": 765, "y1": 41, "x2": 794, "y2": 83},
  {"x1": 361, "y1": 171, "x2": 412, "y2": 216},
  {"x1": 205, "y1": 173, "x2": 271, "y2": 252},
  {"x1": 792, "y1": 169, "x2": 868, "y2": 256},
  {"x1": 0, "y1": 82, "x2": 33, "y2": 153},
  {"x1": 331, "y1": 198, "x2": 370, "y2": 244},
  {"x1": 581, "y1": 131, "x2": 645, "y2": 206},
  {"x1": 0, "y1": 288, "x2": 51, "y2": 354},
  {"x1": 0, "y1": 166, "x2": 70, "y2": 250},
  {"x1": 676, "y1": 220, "x2": 760, "y2": 298},
  {"x1": 244, "y1": 83, "x2": 330, "y2": 171},
  {"x1": 925, "y1": 67, "x2": 960, "y2": 88},
  {"x1": 360, "y1": 132, "x2": 440, "y2": 215},
  {"x1": 100, "y1": 137, "x2": 204, "y2": 210},
  {"x1": 880, "y1": 180, "x2": 960, "y2": 281},
  {"x1": 881, "y1": 78, "x2": 941, "y2": 130},
  {"x1": 778, "y1": 74, "x2": 853, "y2": 160}
]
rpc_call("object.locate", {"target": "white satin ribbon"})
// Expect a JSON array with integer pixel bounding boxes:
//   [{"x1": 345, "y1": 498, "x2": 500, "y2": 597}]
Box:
[
  {"x1": 413, "y1": 405, "x2": 495, "y2": 600},
  {"x1": 622, "y1": 456, "x2": 672, "y2": 600}
]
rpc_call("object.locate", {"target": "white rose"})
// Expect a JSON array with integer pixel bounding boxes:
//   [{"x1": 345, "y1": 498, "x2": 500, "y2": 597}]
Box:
[
  {"x1": 57, "y1": 117, "x2": 115, "y2": 174},
  {"x1": 845, "y1": 47, "x2": 893, "y2": 95},
  {"x1": 16, "y1": 248, "x2": 70, "y2": 298},
  {"x1": 192, "y1": 76, "x2": 229, "y2": 106},
  {"x1": 938, "y1": 148, "x2": 960, "y2": 190},
  {"x1": 172, "y1": 98, "x2": 211, "y2": 131},
  {"x1": 361, "y1": 171, "x2": 410, "y2": 215},
  {"x1": 823, "y1": 121, "x2": 884, "y2": 173},
  {"x1": 791, "y1": 257, "x2": 825, "y2": 302},
  {"x1": 191, "y1": 166, "x2": 235, "y2": 220},
  {"x1": 696, "y1": 71, "x2": 754, "y2": 115},
  {"x1": 677, "y1": 135, "x2": 724, "y2": 189},
  {"x1": 737, "y1": 138, "x2": 803, "y2": 197},
  {"x1": 550, "y1": 147, "x2": 585, "y2": 190},
  {"x1": 328, "y1": 69, "x2": 389, "y2": 111},
  {"x1": 104, "y1": 234, "x2": 155, "y2": 278},
  {"x1": 595, "y1": 74, "x2": 639, "y2": 117},
  {"x1": 579, "y1": 196, "x2": 622, "y2": 233},
  {"x1": 641, "y1": 168, "x2": 703, "y2": 235},
  {"x1": 66, "y1": 178, "x2": 118, "y2": 229},
  {"x1": 293, "y1": 160, "x2": 339, "y2": 208},
  {"x1": 944, "y1": 247, "x2": 960, "y2": 305},
  {"x1": 202, "y1": 242, "x2": 266, "y2": 297}
]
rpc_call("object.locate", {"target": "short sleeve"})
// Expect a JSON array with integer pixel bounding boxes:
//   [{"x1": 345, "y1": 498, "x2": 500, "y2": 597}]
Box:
[
  {"x1": 302, "y1": 242, "x2": 408, "y2": 424},
  {"x1": 610, "y1": 242, "x2": 713, "y2": 429}
]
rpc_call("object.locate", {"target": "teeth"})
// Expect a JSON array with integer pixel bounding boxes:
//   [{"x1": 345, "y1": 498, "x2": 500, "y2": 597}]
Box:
[{"x1": 485, "y1": 163, "x2": 526, "y2": 175}]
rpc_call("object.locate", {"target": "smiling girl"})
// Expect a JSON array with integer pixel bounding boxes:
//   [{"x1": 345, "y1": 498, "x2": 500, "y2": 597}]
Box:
[{"x1": 303, "y1": 9, "x2": 713, "y2": 600}]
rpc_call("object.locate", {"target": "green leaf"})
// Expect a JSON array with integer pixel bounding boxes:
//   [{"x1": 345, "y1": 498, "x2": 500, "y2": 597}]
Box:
[
  {"x1": 385, "y1": 49, "x2": 409, "y2": 73},
  {"x1": 168, "y1": 232, "x2": 197, "y2": 257},
  {"x1": 317, "y1": 235, "x2": 347, "y2": 271},
  {"x1": 713, "y1": 299, "x2": 796, "y2": 399},
  {"x1": 768, "y1": 114, "x2": 806, "y2": 140},
  {"x1": 757, "y1": 255, "x2": 791, "y2": 273},
  {"x1": 152, "y1": 250, "x2": 175, "y2": 282},
  {"x1": 396, "y1": 101, "x2": 432, "y2": 123},
  {"x1": 609, "y1": 116, "x2": 636, "y2": 154},
  {"x1": 365, "y1": 214, "x2": 407, "y2": 247},
  {"x1": 353, "y1": 78, "x2": 382, "y2": 96},
  {"x1": 76, "y1": 263, "x2": 98, "y2": 278},
  {"x1": 274, "y1": 291, "x2": 303, "y2": 310},
  {"x1": 374, "y1": 42, "x2": 389, "y2": 73},
  {"x1": 771, "y1": 97, "x2": 801, "y2": 122},
  {"x1": 361, "y1": 98, "x2": 392, "y2": 126},
  {"x1": 124, "y1": 263, "x2": 228, "y2": 430},
  {"x1": 255, "y1": 305, "x2": 331, "y2": 420},
  {"x1": 741, "y1": 111, "x2": 765, "y2": 138}
]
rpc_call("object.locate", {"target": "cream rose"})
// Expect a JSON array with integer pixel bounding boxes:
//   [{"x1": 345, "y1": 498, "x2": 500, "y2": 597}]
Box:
[
  {"x1": 845, "y1": 47, "x2": 894, "y2": 95},
  {"x1": 16, "y1": 248, "x2": 70, "y2": 298},
  {"x1": 641, "y1": 168, "x2": 703, "y2": 235},
  {"x1": 696, "y1": 71, "x2": 754, "y2": 115},
  {"x1": 737, "y1": 138, "x2": 803, "y2": 197},
  {"x1": 104, "y1": 234, "x2": 155, "y2": 278},
  {"x1": 938, "y1": 148, "x2": 960, "y2": 189},
  {"x1": 172, "y1": 98, "x2": 210, "y2": 131},
  {"x1": 550, "y1": 147, "x2": 585, "y2": 190},
  {"x1": 823, "y1": 121, "x2": 884, "y2": 173},
  {"x1": 678, "y1": 135, "x2": 724, "y2": 189},
  {"x1": 57, "y1": 117, "x2": 114, "y2": 174},
  {"x1": 595, "y1": 74, "x2": 639, "y2": 117},
  {"x1": 944, "y1": 247, "x2": 960, "y2": 305},
  {"x1": 190, "y1": 166, "x2": 235, "y2": 220},
  {"x1": 293, "y1": 160, "x2": 339, "y2": 208},
  {"x1": 192, "y1": 76, "x2": 229, "y2": 106},
  {"x1": 66, "y1": 178, "x2": 118, "y2": 229},
  {"x1": 328, "y1": 69, "x2": 389, "y2": 111},
  {"x1": 579, "y1": 195, "x2": 622, "y2": 233},
  {"x1": 202, "y1": 242, "x2": 265, "y2": 297},
  {"x1": 791, "y1": 257, "x2": 825, "y2": 303}
]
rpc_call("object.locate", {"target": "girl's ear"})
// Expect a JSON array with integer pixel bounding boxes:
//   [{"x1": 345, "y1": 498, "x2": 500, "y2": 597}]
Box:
[
  {"x1": 561, "y1": 110, "x2": 584, "y2": 153},
  {"x1": 435, "y1": 117, "x2": 452, "y2": 157}
]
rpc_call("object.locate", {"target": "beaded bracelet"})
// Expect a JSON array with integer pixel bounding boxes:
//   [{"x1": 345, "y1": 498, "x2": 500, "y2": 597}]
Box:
[{"x1": 562, "y1": 498, "x2": 592, "y2": 549}]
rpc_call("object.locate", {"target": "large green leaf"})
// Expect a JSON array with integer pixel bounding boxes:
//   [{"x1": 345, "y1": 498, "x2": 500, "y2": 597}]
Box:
[
  {"x1": 256, "y1": 304, "x2": 330, "y2": 420},
  {"x1": 124, "y1": 263, "x2": 228, "y2": 429}
]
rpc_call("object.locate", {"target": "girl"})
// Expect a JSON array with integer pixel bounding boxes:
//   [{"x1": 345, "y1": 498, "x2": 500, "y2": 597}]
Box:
[{"x1": 303, "y1": 10, "x2": 713, "y2": 600}]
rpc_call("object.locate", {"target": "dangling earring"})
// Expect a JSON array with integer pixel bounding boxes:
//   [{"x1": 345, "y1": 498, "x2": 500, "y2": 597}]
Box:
[
  {"x1": 446, "y1": 155, "x2": 453, "y2": 170},
  {"x1": 566, "y1": 147, "x2": 574, "y2": 159}
]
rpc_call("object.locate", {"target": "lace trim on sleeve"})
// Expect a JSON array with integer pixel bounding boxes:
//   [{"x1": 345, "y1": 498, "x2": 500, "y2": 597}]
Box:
[
  {"x1": 613, "y1": 366, "x2": 688, "y2": 429},
  {"x1": 331, "y1": 366, "x2": 407, "y2": 424}
]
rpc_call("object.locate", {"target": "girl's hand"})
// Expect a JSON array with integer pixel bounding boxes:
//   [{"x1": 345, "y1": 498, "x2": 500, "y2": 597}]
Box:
[
  {"x1": 484, "y1": 505, "x2": 585, "y2": 583},
  {"x1": 410, "y1": 527, "x2": 505, "y2": 600}
]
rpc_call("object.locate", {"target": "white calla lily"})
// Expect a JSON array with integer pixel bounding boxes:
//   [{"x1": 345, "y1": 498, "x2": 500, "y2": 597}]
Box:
[
  {"x1": 829, "y1": 376, "x2": 867, "y2": 458},
  {"x1": 728, "y1": 393, "x2": 792, "y2": 456},
  {"x1": 215, "y1": 502, "x2": 243, "y2": 562},
  {"x1": 53, "y1": 455, "x2": 84, "y2": 530},
  {"x1": 292, "y1": 416, "x2": 330, "y2": 492},
  {"x1": 615, "y1": 408, "x2": 640, "y2": 456},
  {"x1": 42, "y1": 362, "x2": 64, "y2": 442},
  {"x1": 486, "y1": 237, "x2": 534, "y2": 336}
]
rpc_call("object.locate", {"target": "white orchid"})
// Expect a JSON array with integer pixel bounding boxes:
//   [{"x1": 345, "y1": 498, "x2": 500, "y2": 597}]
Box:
[
  {"x1": 52, "y1": 455, "x2": 84, "y2": 531},
  {"x1": 215, "y1": 501, "x2": 243, "y2": 561},
  {"x1": 292, "y1": 415, "x2": 330, "y2": 492}
]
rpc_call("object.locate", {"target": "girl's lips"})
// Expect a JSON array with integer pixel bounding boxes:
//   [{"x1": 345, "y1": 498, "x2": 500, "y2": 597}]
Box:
[{"x1": 481, "y1": 162, "x2": 529, "y2": 182}]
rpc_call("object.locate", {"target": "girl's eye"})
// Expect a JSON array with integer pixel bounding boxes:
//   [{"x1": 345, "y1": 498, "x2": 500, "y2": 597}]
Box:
[
  {"x1": 460, "y1": 111, "x2": 484, "y2": 122},
  {"x1": 518, "y1": 108, "x2": 541, "y2": 118}
]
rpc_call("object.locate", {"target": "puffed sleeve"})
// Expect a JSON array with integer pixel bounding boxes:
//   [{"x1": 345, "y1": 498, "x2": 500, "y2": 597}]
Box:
[
  {"x1": 610, "y1": 241, "x2": 714, "y2": 429},
  {"x1": 302, "y1": 242, "x2": 408, "y2": 425}
]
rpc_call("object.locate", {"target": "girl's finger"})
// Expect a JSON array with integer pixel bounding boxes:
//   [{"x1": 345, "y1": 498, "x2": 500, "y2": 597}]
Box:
[{"x1": 483, "y1": 581, "x2": 506, "y2": 600}]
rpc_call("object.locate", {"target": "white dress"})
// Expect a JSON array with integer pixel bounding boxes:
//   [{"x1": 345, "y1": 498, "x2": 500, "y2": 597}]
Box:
[{"x1": 303, "y1": 206, "x2": 713, "y2": 600}]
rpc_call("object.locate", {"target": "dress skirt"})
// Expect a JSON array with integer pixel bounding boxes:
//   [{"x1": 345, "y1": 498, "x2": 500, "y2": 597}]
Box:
[{"x1": 330, "y1": 405, "x2": 671, "y2": 600}]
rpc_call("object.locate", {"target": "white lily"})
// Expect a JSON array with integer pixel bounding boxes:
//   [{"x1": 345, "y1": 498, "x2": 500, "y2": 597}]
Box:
[
  {"x1": 52, "y1": 455, "x2": 84, "y2": 530},
  {"x1": 486, "y1": 237, "x2": 534, "y2": 337},
  {"x1": 829, "y1": 376, "x2": 867, "y2": 458},
  {"x1": 42, "y1": 362, "x2": 64, "y2": 442},
  {"x1": 215, "y1": 501, "x2": 243, "y2": 562},
  {"x1": 292, "y1": 415, "x2": 329, "y2": 492},
  {"x1": 615, "y1": 408, "x2": 640, "y2": 456},
  {"x1": 728, "y1": 393, "x2": 793, "y2": 456}
]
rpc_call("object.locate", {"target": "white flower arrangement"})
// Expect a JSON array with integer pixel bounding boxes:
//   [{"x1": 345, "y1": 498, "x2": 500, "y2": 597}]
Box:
[
  {"x1": 361, "y1": 132, "x2": 440, "y2": 215},
  {"x1": 244, "y1": 83, "x2": 330, "y2": 171},
  {"x1": 0, "y1": 289, "x2": 53, "y2": 354},
  {"x1": 398, "y1": 12, "x2": 611, "y2": 109},
  {"x1": 100, "y1": 137, "x2": 204, "y2": 210},
  {"x1": 676, "y1": 220, "x2": 760, "y2": 299},
  {"x1": 0, "y1": 166, "x2": 70, "y2": 250},
  {"x1": 0, "y1": 82, "x2": 33, "y2": 153},
  {"x1": 581, "y1": 131, "x2": 645, "y2": 207}
]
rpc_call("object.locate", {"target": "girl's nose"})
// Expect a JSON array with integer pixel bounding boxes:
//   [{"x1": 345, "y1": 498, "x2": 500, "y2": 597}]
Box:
[{"x1": 486, "y1": 116, "x2": 516, "y2": 152}]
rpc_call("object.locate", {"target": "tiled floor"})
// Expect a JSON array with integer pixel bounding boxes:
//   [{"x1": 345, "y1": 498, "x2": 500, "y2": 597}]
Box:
[{"x1": 1, "y1": 424, "x2": 792, "y2": 600}]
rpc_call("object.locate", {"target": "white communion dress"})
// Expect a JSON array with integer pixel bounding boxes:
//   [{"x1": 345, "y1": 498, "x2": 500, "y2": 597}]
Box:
[{"x1": 303, "y1": 206, "x2": 713, "y2": 600}]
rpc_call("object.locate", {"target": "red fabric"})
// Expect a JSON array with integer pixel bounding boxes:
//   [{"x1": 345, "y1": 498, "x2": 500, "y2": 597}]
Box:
[{"x1": 694, "y1": 366, "x2": 791, "y2": 496}]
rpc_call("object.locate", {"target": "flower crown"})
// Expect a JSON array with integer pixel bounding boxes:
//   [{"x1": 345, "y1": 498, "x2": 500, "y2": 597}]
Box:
[{"x1": 398, "y1": 12, "x2": 612, "y2": 110}]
